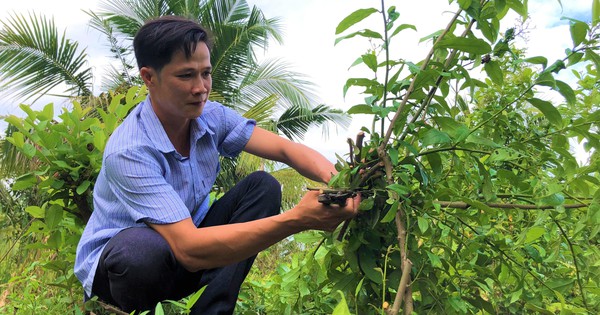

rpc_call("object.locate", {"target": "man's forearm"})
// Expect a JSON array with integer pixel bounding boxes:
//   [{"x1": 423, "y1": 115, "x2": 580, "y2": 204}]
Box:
[{"x1": 154, "y1": 211, "x2": 305, "y2": 272}]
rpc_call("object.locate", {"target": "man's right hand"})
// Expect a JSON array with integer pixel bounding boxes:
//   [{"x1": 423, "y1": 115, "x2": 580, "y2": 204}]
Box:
[{"x1": 289, "y1": 191, "x2": 360, "y2": 232}]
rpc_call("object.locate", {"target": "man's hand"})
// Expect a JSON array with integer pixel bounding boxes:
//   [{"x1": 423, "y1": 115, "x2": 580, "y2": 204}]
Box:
[{"x1": 289, "y1": 191, "x2": 360, "y2": 232}]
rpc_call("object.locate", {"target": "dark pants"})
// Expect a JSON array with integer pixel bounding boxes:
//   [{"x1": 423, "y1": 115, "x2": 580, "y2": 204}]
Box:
[{"x1": 91, "y1": 171, "x2": 282, "y2": 314}]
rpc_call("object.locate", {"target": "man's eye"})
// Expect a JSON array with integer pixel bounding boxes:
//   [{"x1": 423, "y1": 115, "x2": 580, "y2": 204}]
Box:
[
  {"x1": 202, "y1": 71, "x2": 212, "y2": 78},
  {"x1": 178, "y1": 73, "x2": 192, "y2": 78}
]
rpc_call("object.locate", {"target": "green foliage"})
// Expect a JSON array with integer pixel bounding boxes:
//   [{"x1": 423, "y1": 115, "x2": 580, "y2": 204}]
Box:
[
  {"x1": 240, "y1": 1, "x2": 600, "y2": 314},
  {"x1": 0, "y1": 86, "x2": 146, "y2": 314}
]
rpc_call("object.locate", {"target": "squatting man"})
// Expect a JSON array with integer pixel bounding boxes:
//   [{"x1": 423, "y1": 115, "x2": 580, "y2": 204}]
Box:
[{"x1": 74, "y1": 15, "x2": 360, "y2": 314}]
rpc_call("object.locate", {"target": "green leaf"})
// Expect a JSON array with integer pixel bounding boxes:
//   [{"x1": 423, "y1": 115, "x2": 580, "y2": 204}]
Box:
[
  {"x1": 586, "y1": 49, "x2": 600, "y2": 71},
  {"x1": 332, "y1": 291, "x2": 351, "y2": 315},
  {"x1": 380, "y1": 202, "x2": 398, "y2": 223},
  {"x1": 387, "y1": 183, "x2": 409, "y2": 195},
  {"x1": 418, "y1": 217, "x2": 429, "y2": 233},
  {"x1": 389, "y1": 23, "x2": 417, "y2": 38},
  {"x1": 347, "y1": 104, "x2": 373, "y2": 114},
  {"x1": 436, "y1": 37, "x2": 492, "y2": 54},
  {"x1": 507, "y1": 0, "x2": 528, "y2": 20},
  {"x1": 412, "y1": 69, "x2": 439, "y2": 90},
  {"x1": 425, "y1": 152, "x2": 443, "y2": 175},
  {"x1": 154, "y1": 302, "x2": 165, "y2": 315},
  {"x1": 525, "y1": 226, "x2": 545, "y2": 244},
  {"x1": 484, "y1": 60, "x2": 504, "y2": 85},
  {"x1": 569, "y1": 21, "x2": 588, "y2": 47},
  {"x1": 358, "y1": 250, "x2": 383, "y2": 283},
  {"x1": 535, "y1": 71, "x2": 556, "y2": 87},
  {"x1": 25, "y1": 206, "x2": 45, "y2": 219},
  {"x1": 421, "y1": 129, "x2": 452, "y2": 146},
  {"x1": 335, "y1": 29, "x2": 383, "y2": 45},
  {"x1": 12, "y1": 173, "x2": 37, "y2": 190},
  {"x1": 427, "y1": 252, "x2": 442, "y2": 268},
  {"x1": 362, "y1": 52, "x2": 378, "y2": 72},
  {"x1": 186, "y1": 286, "x2": 206, "y2": 309},
  {"x1": 458, "y1": 0, "x2": 473, "y2": 10},
  {"x1": 554, "y1": 80, "x2": 576, "y2": 105},
  {"x1": 527, "y1": 98, "x2": 562, "y2": 127},
  {"x1": 9, "y1": 132, "x2": 25, "y2": 148},
  {"x1": 594, "y1": 0, "x2": 600, "y2": 26},
  {"x1": 45, "y1": 204, "x2": 63, "y2": 230},
  {"x1": 336, "y1": 8, "x2": 378, "y2": 34},
  {"x1": 39, "y1": 103, "x2": 54, "y2": 121},
  {"x1": 389, "y1": 147, "x2": 399, "y2": 165},
  {"x1": 76, "y1": 180, "x2": 92, "y2": 195},
  {"x1": 524, "y1": 56, "x2": 548, "y2": 68}
]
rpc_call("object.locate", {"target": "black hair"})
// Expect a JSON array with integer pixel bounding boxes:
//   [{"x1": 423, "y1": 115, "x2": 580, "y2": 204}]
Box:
[{"x1": 133, "y1": 15, "x2": 213, "y2": 72}]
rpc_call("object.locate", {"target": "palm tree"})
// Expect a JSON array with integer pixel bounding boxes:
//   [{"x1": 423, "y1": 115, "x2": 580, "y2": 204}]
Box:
[
  {"x1": 90, "y1": 0, "x2": 350, "y2": 138},
  {"x1": 0, "y1": 0, "x2": 350, "y2": 188}
]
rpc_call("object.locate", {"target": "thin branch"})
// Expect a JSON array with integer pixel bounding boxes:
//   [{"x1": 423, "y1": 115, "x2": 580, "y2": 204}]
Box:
[
  {"x1": 551, "y1": 216, "x2": 589, "y2": 311},
  {"x1": 435, "y1": 201, "x2": 589, "y2": 210},
  {"x1": 378, "y1": 8, "x2": 464, "y2": 153}
]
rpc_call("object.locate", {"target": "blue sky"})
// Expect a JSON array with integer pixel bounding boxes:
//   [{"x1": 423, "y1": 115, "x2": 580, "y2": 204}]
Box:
[{"x1": 0, "y1": 0, "x2": 595, "y2": 161}]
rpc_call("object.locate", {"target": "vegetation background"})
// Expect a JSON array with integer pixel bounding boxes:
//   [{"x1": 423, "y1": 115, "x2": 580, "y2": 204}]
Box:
[{"x1": 0, "y1": 0, "x2": 598, "y2": 314}]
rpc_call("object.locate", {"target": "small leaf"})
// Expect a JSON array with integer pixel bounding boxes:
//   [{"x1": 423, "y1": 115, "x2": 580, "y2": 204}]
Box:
[
  {"x1": 484, "y1": 60, "x2": 504, "y2": 85},
  {"x1": 527, "y1": 98, "x2": 563, "y2": 127},
  {"x1": 45, "y1": 204, "x2": 63, "y2": 229},
  {"x1": 524, "y1": 56, "x2": 548, "y2": 68},
  {"x1": 594, "y1": 0, "x2": 600, "y2": 26},
  {"x1": 388, "y1": 147, "x2": 399, "y2": 165},
  {"x1": 9, "y1": 132, "x2": 25, "y2": 148},
  {"x1": 507, "y1": 0, "x2": 528, "y2": 20},
  {"x1": 26, "y1": 206, "x2": 45, "y2": 219},
  {"x1": 554, "y1": 80, "x2": 576, "y2": 105},
  {"x1": 586, "y1": 49, "x2": 600, "y2": 71},
  {"x1": 362, "y1": 52, "x2": 378, "y2": 72},
  {"x1": 525, "y1": 226, "x2": 545, "y2": 244},
  {"x1": 418, "y1": 217, "x2": 429, "y2": 233},
  {"x1": 336, "y1": 8, "x2": 378, "y2": 34},
  {"x1": 12, "y1": 173, "x2": 37, "y2": 190},
  {"x1": 76, "y1": 180, "x2": 92, "y2": 195},
  {"x1": 389, "y1": 23, "x2": 417, "y2": 38},
  {"x1": 421, "y1": 129, "x2": 452, "y2": 146},
  {"x1": 427, "y1": 252, "x2": 442, "y2": 268},
  {"x1": 569, "y1": 21, "x2": 588, "y2": 47},
  {"x1": 436, "y1": 37, "x2": 492, "y2": 54},
  {"x1": 380, "y1": 202, "x2": 398, "y2": 223},
  {"x1": 387, "y1": 183, "x2": 409, "y2": 195},
  {"x1": 332, "y1": 291, "x2": 352, "y2": 315}
]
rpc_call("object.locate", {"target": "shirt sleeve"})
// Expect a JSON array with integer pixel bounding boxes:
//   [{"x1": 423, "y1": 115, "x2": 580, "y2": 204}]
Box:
[
  {"x1": 217, "y1": 105, "x2": 256, "y2": 158},
  {"x1": 103, "y1": 148, "x2": 191, "y2": 225}
]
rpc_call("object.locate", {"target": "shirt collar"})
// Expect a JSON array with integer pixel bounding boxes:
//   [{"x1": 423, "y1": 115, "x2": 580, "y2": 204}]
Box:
[{"x1": 138, "y1": 97, "x2": 209, "y2": 154}]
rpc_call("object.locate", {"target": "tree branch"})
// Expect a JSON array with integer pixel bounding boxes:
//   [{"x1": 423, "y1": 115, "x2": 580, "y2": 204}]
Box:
[{"x1": 435, "y1": 201, "x2": 589, "y2": 210}]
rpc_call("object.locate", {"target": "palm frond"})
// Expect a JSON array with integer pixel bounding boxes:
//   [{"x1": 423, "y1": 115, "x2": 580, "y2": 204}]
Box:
[
  {"x1": 276, "y1": 104, "x2": 350, "y2": 141},
  {"x1": 96, "y1": 0, "x2": 168, "y2": 38},
  {"x1": 238, "y1": 58, "x2": 318, "y2": 112},
  {"x1": 86, "y1": 11, "x2": 136, "y2": 87},
  {"x1": 242, "y1": 94, "x2": 278, "y2": 125},
  {"x1": 0, "y1": 12, "x2": 93, "y2": 102}
]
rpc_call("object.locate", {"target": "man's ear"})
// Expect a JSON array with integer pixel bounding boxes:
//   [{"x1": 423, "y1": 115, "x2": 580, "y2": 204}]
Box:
[{"x1": 140, "y1": 67, "x2": 156, "y2": 86}]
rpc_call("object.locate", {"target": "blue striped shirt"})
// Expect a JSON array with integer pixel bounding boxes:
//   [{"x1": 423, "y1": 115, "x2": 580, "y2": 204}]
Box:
[{"x1": 74, "y1": 97, "x2": 255, "y2": 296}]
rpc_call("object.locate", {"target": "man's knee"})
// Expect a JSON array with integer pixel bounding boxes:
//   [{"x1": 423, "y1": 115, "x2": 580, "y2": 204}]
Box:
[
  {"x1": 103, "y1": 228, "x2": 176, "y2": 278},
  {"x1": 248, "y1": 171, "x2": 281, "y2": 214}
]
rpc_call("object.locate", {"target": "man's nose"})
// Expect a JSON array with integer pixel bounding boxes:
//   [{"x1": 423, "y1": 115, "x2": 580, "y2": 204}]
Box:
[{"x1": 192, "y1": 78, "x2": 208, "y2": 94}]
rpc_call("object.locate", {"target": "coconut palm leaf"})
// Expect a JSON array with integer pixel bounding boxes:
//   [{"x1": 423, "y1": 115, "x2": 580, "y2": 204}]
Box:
[
  {"x1": 275, "y1": 104, "x2": 351, "y2": 141},
  {"x1": 0, "y1": 12, "x2": 93, "y2": 102},
  {"x1": 86, "y1": 11, "x2": 135, "y2": 88},
  {"x1": 235, "y1": 58, "x2": 317, "y2": 112}
]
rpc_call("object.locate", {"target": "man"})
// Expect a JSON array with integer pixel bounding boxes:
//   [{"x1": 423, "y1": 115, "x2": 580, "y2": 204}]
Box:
[{"x1": 74, "y1": 15, "x2": 359, "y2": 314}]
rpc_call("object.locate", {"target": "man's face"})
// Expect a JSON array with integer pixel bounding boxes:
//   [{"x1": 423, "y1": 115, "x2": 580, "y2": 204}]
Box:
[{"x1": 141, "y1": 42, "x2": 212, "y2": 125}]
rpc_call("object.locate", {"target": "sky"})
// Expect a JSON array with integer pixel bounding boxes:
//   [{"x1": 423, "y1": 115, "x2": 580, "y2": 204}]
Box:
[{"x1": 0, "y1": 0, "x2": 594, "y2": 162}]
